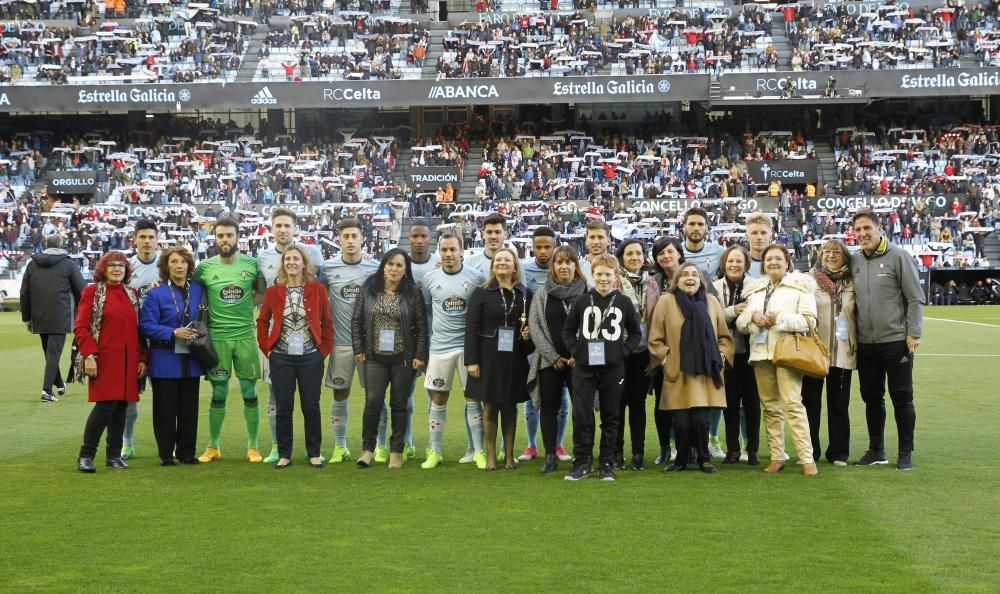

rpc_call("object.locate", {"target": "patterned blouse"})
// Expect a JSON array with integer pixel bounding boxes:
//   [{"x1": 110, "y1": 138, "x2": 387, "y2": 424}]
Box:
[
  {"x1": 275, "y1": 286, "x2": 317, "y2": 355},
  {"x1": 371, "y1": 291, "x2": 404, "y2": 356}
]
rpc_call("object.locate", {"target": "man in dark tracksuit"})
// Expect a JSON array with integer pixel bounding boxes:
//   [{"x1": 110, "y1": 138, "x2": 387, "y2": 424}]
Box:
[
  {"x1": 850, "y1": 212, "x2": 924, "y2": 470},
  {"x1": 562, "y1": 255, "x2": 641, "y2": 481}
]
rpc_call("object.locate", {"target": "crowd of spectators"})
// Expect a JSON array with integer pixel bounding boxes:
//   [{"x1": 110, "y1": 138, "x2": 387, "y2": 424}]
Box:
[
  {"x1": 0, "y1": 10, "x2": 252, "y2": 84},
  {"x1": 832, "y1": 122, "x2": 1000, "y2": 197},
  {"x1": 257, "y1": 14, "x2": 425, "y2": 81},
  {"x1": 439, "y1": 7, "x2": 779, "y2": 79},
  {"x1": 783, "y1": 2, "x2": 999, "y2": 71}
]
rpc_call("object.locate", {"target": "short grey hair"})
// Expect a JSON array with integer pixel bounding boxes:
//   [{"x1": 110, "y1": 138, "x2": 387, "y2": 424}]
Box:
[{"x1": 45, "y1": 235, "x2": 63, "y2": 249}]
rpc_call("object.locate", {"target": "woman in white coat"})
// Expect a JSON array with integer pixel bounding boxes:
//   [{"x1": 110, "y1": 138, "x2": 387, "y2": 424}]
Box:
[{"x1": 736, "y1": 244, "x2": 819, "y2": 477}]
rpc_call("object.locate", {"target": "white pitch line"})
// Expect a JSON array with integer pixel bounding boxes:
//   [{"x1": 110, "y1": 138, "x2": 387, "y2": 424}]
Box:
[
  {"x1": 918, "y1": 354, "x2": 1000, "y2": 357},
  {"x1": 924, "y1": 317, "x2": 1000, "y2": 328}
]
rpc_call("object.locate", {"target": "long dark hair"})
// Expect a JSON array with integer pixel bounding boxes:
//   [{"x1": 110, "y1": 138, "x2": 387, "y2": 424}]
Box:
[{"x1": 363, "y1": 248, "x2": 416, "y2": 295}]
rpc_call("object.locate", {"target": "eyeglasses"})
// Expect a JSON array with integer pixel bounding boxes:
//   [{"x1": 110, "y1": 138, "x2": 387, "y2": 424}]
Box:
[{"x1": 107, "y1": 263, "x2": 127, "y2": 269}]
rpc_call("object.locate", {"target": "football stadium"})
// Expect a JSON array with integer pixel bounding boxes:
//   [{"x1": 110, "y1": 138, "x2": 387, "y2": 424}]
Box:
[{"x1": 0, "y1": 0, "x2": 999, "y2": 591}]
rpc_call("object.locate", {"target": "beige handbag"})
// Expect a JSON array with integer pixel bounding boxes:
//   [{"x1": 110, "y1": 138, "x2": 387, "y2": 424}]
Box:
[{"x1": 773, "y1": 323, "x2": 830, "y2": 379}]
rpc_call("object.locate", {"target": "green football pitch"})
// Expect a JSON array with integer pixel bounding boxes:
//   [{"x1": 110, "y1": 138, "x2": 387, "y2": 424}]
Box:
[{"x1": 0, "y1": 307, "x2": 997, "y2": 592}]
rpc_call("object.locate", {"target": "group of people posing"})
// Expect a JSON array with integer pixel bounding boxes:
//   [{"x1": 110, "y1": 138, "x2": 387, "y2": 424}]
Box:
[{"x1": 51, "y1": 205, "x2": 923, "y2": 480}]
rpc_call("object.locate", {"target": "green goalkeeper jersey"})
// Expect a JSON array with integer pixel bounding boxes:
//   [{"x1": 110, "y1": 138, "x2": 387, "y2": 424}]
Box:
[{"x1": 195, "y1": 254, "x2": 258, "y2": 340}]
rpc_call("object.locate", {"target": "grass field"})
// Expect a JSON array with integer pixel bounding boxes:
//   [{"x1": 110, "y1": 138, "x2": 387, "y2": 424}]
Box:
[{"x1": 0, "y1": 307, "x2": 998, "y2": 593}]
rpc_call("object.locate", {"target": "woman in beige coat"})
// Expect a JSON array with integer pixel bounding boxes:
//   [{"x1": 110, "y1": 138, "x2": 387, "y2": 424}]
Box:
[
  {"x1": 802, "y1": 239, "x2": 857, "y2": 466},
  {"x1": 648, "y1": 263, "x2": 734, "y2": 474},
  {"x1": 736, "y1": 244, "x2": 819, "y2": 477}
]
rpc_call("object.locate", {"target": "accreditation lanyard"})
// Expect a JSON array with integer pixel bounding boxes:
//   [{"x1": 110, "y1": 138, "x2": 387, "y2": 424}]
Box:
[
  {"x1": 497, "y1": 286, "x2": 524, "y2": 353},
  {"x1": 756, "y1": 283, "x2": 777, "y2": 345},
  {"x1": 168, "y1": 281, "x2": 191, "y2": 327}
]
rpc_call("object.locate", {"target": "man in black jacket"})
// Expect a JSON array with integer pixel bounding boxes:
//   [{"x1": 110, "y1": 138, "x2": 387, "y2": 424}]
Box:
[
  {"x1": 562, "y1": 254, "x2": 641, "y2": 481},
  {"x1": 20, "y1": 235, "x2": 85, "y2": 402}
]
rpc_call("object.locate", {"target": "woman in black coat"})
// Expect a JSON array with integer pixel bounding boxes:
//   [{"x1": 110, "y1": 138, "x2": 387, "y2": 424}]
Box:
[
  {"x1": 352, "y1": 248, "x2": 428, "y2": 469},
  {"x1": 465, "y1": 248, "x2": 534, "y2": 470}
]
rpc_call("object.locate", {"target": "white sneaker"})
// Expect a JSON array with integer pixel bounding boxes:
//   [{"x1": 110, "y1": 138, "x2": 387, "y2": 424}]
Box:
[
  {"x1": 708, "y1": 440, "x2": 726, "y2": 460},
  {"x1": 739, "y1": 451, "x2": 749, "y2": 462},
  {"x1": 782, "y1": 452, "x2": 790, "y2": 461},
  {"x1": 458, "y1": 451, "x2": 476, "y2": 464}
]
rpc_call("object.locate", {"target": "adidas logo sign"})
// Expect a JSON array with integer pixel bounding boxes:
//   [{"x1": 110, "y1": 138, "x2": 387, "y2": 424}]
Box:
[{"x1": 251, "y1": 86, "x2": 278, "y2": 105}]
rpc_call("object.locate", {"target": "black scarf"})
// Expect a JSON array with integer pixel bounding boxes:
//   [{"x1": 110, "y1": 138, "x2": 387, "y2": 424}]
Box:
[
  {"x1": 675, "y1": 288, "x2": 724, "y2": 388},
  {"x1": 724, "y1": 277, "x2": 743, "y2": 307}
]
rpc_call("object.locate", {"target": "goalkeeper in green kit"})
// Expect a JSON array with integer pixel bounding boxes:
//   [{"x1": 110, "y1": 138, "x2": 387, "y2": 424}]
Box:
[{"x1": 194, "y1": 217, "x2": 265, "y2": 464}]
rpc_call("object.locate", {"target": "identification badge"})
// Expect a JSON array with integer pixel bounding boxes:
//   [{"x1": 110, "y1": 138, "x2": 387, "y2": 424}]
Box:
[
  {"x1": 287, "y1": 332, "x2": 305, "y2": 356},
  {"x1": 378, "y1": 328, "x2": 396, "y2": 352},
  {"x1": 497, "y1": 327, "x2": 515, "y2": 352},
  {"x1": 754, "y1": 328, "x2": 769, "y2": 344},
  {"x1": 835, "y1": 315, "x2": 849, "y2": 341},
  {"x1": 174, "y1": 339, "x2": 190, "y2": 354},
  {"x1": 588, "y1": 341, "x2": 606, "y2": 366}
]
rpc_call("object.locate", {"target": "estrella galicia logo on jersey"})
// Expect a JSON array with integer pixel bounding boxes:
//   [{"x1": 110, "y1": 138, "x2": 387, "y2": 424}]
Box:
[
  {"x1": 220, "y1": 284, "x2": 247, "y2": 303},
  {"x1": 333, "y1": 377, "x2": 345, "y2": 387},
  {"x1": 138, "y1": 282, "x2": 155, "y2": 301},
  {"x1": 432, "y1": 378, "x2": 445, "y2": 388},
  {"x1": 341, "y1": 283, "x2": 361, "y2": 300},
  {"x1": 442, "y1": 295, "x2": 467, "y2": 314}
]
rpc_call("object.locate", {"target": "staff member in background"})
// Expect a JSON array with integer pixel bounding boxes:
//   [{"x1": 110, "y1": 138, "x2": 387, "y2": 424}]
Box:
[
  {"x1": 850, "y1": 211, "x2": 923, "y2": 471},
  {"x1": 803, "y1": 239, "x2": 856, "y2": 466},
  {"x1": 139, "y1": 247, "x2": 205, "y2": 466},
  {"x1": 257, "y1": 246, "x2": 333, "y2": 470},
  {"x1": 527, "y1": 245, "x2": 586, "y2": 474},
  {"x1": 466, "y1": 248, "x2": 533, "y2": 471},
  {"x1": 614, "y1": 239, "x2": 652, "y2": 471},
  {"x1": 74, "y1": 252, "x2": 147, "y2": 473},
  {"x1": 737, "y1": 245, "x2": 819, "y2": 477},
  {"x1": 713, "y1": 245, "x2": 761, "y2": 465},
  {"x1": 648, "y1": 262, "x2": 733, "y2": 474},
  {"x1": 353, "y1": 249, "x2": 428, "y2": 469},
  {"x1": 21, "y1": 234, "x2": 85, "y2": 402}
]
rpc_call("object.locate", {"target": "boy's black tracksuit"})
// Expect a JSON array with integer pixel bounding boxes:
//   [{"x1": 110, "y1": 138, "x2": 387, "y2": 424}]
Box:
[{"x1": 562, "y1": 288, "x2": 642, "y2": 469}]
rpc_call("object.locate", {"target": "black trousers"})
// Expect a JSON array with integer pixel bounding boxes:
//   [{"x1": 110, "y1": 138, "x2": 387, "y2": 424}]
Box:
[
  {"x1": 363, "y1": 358, "x2": 416, "y2": 453},
  {"x1": 538, "y1": 365, "x2": 573, "y2": 453},
  {"x1": 672, "y1": 407, "x2": 710, "y2": 466},
  {"x1": 150, "y1": 377, "x2": 200, "y2": 461},
  {"x1": 40, "y1": 333, "x2": 66, "y2": 393},
  {"x1": 616, "y1": 350, "x2": 650, "y2": 457},
  {"x1": 570, "y1": 364, "x2": 624, "y2": 466},
  {"x1": 651, "y1": 370, "x2": 672, "y2": 453},
  {"x1": 79, "y1": 400, "x2": 127, "y2": 459},
  {"x1": 723, "y1": 352, "x2": 760, "y2": 455},
  {"x1": 270, "y1": 351, "x2": 325, "y2": 459},
  {"x1": 857, "y1": 341, "x2": 916, "y2": 454},
  {"x1": 801, "y1": 366, "x2": 853, "y2": 463}
]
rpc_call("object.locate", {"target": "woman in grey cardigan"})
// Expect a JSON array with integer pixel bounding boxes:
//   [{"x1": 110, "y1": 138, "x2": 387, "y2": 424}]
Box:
[{"x1": 526, "y1": 245, "x2": 587, "y2": 474}]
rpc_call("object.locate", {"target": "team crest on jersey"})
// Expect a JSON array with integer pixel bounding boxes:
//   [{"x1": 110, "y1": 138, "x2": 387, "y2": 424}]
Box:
[
  {"x1": 220, "y1": 284, "x2": 246, "y2": 303},
  {"x1": 442, "y1": 295, "x2": 467, "y2": 314},
  {"x1": 241, "y1": 270, "x2": 252, "y2": 281},
  {"x1": 341, "y1": 283, "x2": 361, "y2": 299}
]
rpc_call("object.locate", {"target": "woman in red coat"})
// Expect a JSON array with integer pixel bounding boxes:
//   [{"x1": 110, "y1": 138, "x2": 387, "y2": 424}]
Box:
[{"x1": 75, "y1": 251, "x2": 147, "y2": 473}]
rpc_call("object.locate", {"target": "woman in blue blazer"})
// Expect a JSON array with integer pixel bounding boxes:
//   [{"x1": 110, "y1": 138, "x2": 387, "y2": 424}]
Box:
[{"x1": 139, "y1": 247, "x2": 206, "y2": 466}]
